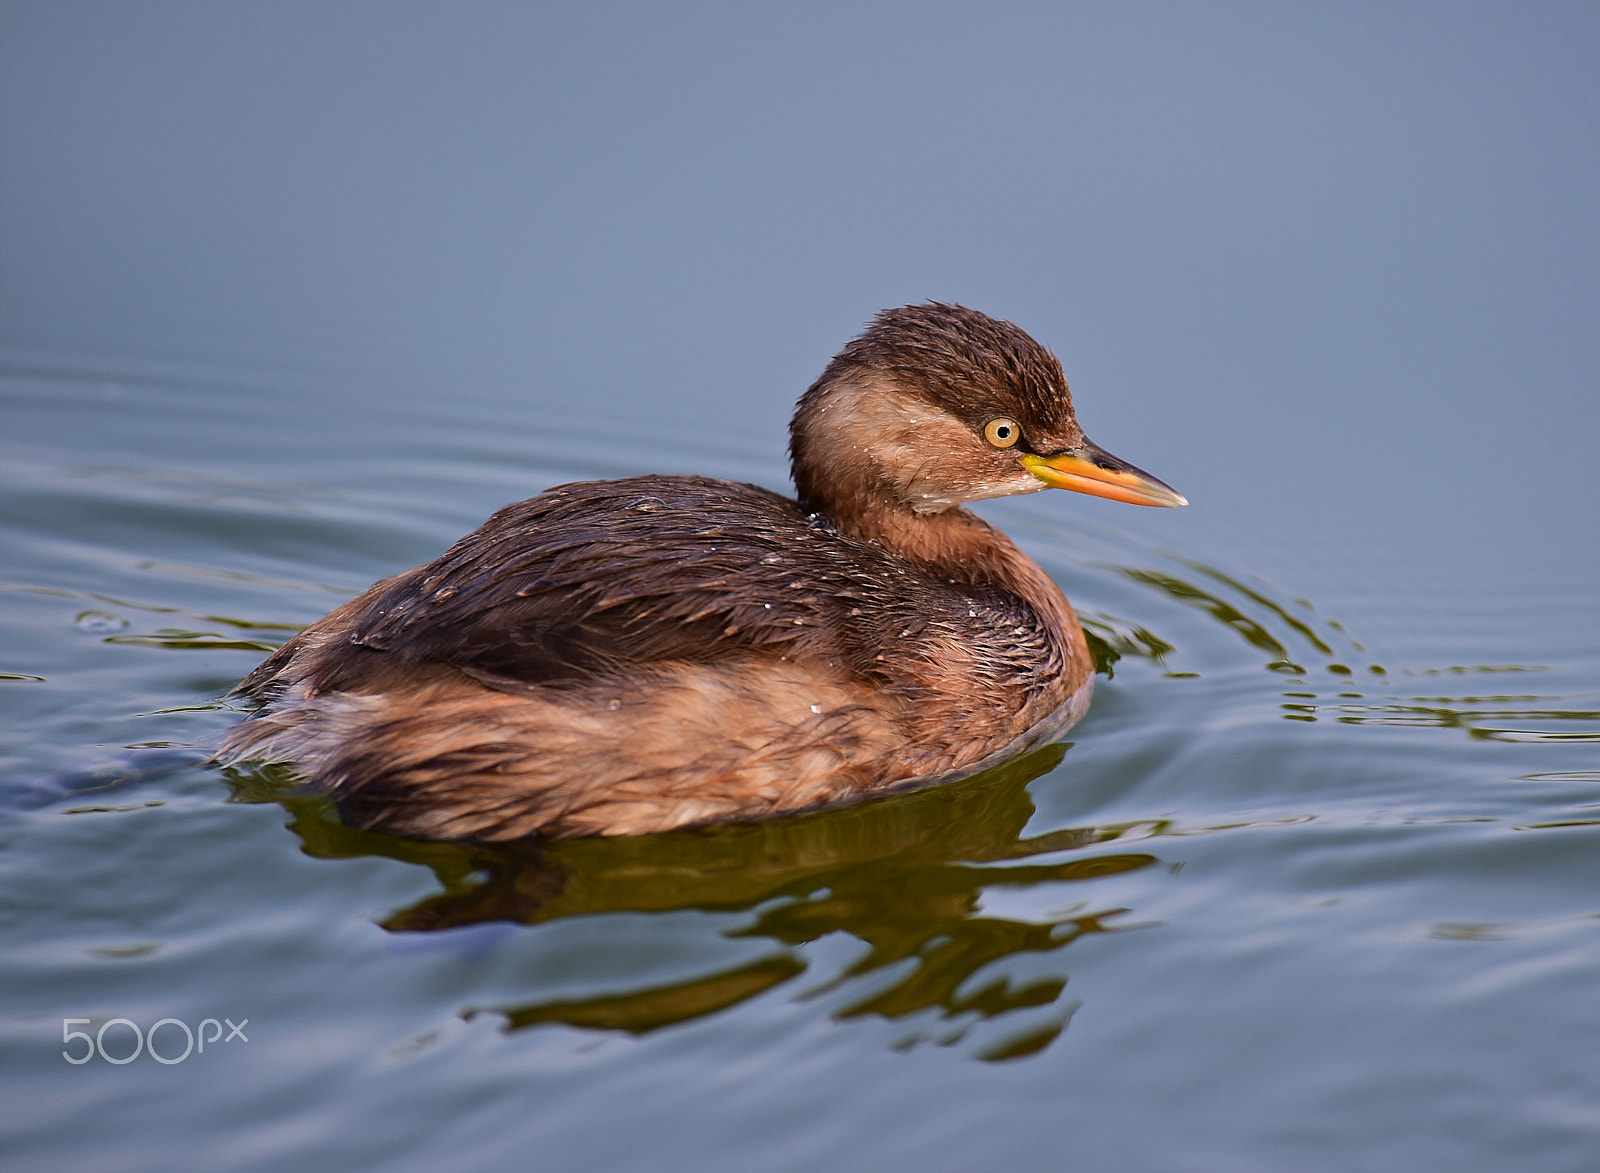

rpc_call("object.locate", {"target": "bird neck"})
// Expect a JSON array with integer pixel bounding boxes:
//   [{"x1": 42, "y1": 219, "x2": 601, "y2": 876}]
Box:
[{"x1": 827, "y1": 500, "x2": 1076, "y2": 638}]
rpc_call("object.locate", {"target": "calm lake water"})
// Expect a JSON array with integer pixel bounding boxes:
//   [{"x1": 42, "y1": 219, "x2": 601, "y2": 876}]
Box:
[{"x1": 3, "y1": 5, "x2": 1598, "y2": 1171}]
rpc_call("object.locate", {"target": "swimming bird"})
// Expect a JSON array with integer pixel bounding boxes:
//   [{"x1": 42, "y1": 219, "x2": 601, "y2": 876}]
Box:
[{"x1": 221, "y1": 303, "x2": 1185, "y2": 840}]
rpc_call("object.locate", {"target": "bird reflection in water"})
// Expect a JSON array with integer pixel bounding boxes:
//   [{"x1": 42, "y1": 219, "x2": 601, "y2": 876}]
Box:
[{"x1": 227, "y1": 741, "x2": 1158, "y2": 1060}]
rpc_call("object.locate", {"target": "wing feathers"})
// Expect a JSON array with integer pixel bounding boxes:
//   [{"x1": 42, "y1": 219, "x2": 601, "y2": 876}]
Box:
[{"x1": 325, "y1": 476, "x2": 933, "y2": 694}]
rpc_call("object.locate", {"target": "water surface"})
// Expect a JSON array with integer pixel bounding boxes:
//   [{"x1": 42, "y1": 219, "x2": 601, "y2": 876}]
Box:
[{"x1": 3, "y1": 5, "x2": 1599, "y2": 1172}]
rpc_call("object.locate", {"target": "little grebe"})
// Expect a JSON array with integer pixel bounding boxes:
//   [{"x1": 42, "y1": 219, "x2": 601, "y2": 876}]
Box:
[{"x1": 222, "y1": 304, "x2": 1184, "y2": 840}]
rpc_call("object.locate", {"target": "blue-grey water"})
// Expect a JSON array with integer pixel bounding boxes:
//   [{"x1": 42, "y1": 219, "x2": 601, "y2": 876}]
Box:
[{"x1": 3, "y1": 5, "x2": 1599, "y2": 1171}]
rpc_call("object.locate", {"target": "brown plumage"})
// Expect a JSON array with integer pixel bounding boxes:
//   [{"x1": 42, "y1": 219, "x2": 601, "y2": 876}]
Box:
[{"x1": 221, "y1": 303, "x2": 1184, "y2": 840}]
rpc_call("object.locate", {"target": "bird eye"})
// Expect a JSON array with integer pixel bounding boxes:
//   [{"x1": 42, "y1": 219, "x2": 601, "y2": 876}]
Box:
[{"x1": 983, "y1": 417, "x2": 1022, "y2": 449}]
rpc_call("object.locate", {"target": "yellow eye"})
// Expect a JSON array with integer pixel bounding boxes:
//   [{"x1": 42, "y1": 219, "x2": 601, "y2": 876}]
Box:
[{"x1": 983, "y1": 417, "x2": 1022, "y2": 449}]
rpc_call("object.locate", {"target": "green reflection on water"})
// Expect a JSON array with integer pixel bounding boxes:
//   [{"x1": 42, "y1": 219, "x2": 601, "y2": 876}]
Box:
[
  {"x1": 229, "y1": 744, "x2": 1155, "y2": 1060},
  {"x1": 103, "y1": 628, "x2": 286, "y2": 653},
  {"x1": 1119, "y1": 567, "x2": 1299, "y2": 663},
  {"x1": 2, "y1": 580, "x2": 310, "y2": 635},
  {"x1": 479, "y1": 956, "x2": 807, "y2": 1035},
  {"x1": 1095, "y1": 557, "x2": 1598, "y2": 744},
  {"x1": 1079, "y1": 616, "x2": 1172, "y2": 678}
]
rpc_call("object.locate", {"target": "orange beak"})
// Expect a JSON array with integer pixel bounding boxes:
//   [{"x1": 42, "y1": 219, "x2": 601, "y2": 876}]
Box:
[{"x1": 1020, "y1": 441, "x2": 1187, "y2": 508}]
